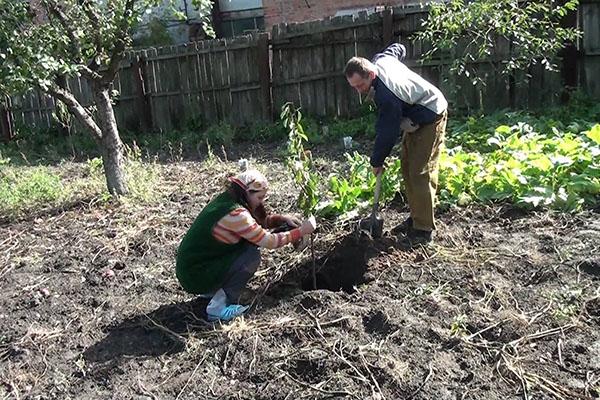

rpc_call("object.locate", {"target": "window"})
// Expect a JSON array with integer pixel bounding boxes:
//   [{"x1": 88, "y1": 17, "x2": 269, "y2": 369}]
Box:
[
  {"x1": 221, "y1": 16, "x2": 265, "y2": 37},
  {"x1": 217, "y1": 0, "x2": 264, "y2": 38}
]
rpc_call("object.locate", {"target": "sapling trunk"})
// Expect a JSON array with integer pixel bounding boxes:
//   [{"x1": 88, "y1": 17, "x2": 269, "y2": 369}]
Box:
[
  {"x1": 282, "y1": 103, "x2": 322, "y2": 291},
  {"x1": 310, "y1": 234, "x2": 316, "y2": 290}
]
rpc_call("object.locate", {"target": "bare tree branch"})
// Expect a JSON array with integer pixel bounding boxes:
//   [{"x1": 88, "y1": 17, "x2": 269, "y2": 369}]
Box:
[
  {"x1": 79, "y1": 65, "x2": 102, "y2": 81},
  {"x1": 45, "y1": 83, "x2": 102, "y2": 143},
  {"x1": 102, "y1": 0, "x2": 136, "y2": 84}
]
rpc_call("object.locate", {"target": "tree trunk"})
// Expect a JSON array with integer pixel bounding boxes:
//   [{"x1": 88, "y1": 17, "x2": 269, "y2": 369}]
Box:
[{"x1": 95, "y1": 87, "x2": 128, "y2": 196}]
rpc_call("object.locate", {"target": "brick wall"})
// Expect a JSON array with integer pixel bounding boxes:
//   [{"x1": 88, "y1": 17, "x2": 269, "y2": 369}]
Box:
[{"x1": 262, "y1": 0, "x2": 404, "y2": 29}]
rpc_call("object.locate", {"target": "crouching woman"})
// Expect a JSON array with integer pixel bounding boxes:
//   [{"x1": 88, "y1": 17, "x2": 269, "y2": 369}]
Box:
[{"x1": 176, "y1": 169, "x2": 316, "y2": 322}]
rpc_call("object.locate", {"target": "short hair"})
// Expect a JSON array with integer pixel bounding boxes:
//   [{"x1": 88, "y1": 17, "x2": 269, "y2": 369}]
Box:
[{"x1": 344, "y1": 57, "x2": 372, "y2": 79}]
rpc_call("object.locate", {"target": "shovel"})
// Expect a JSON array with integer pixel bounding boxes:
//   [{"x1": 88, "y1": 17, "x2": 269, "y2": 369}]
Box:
[{"x1": 360, "y1": 170, "x2": 384, "y2": 238}]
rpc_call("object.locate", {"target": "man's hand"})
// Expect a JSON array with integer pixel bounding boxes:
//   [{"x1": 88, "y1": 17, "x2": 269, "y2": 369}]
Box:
[
  {"x1": 400, "y1": 118, "x2": 419, "y2": 133},
  {"x1": 372, "y1": 166, "x2": 384, "y2": 176}
]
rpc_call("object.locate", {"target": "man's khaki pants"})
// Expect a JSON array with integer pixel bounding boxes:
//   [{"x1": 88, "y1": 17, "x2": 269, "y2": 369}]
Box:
[{"x1": 400, "y1": 111, "x2": 447, "y2": 232}]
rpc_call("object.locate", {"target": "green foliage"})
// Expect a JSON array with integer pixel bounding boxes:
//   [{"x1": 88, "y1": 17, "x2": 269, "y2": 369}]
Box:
[
  {"x1": 318, "y1": 153, "x2": 402, "y2": 218},
  {"x1": 282, "y1": 103, "x2": 321, "y2": 217},
  {"x1": 133, "y1": 18, "x2": 174, "y2": 48},
  {"x1": 52, "y1": 100, "x2": 73, "y2": 134},
  {"x1": 319, "y1": 99, "x2": 599, "y2": 218},
  {"x1": 203, "y1": 121, "x2": 236, "y2": 146},
  {"x1": 414, "y1": 0, "x2": 581, "y2": 90},
  {"x1": 549, "y1": 286, "x2": 583, "y2": 321},
  {"x1": 238, "y1": 121, "x2": 287, "y2": 142},
  {"x1": 0, "y1": 143, "x2": 160, "y2": 217},
  {"x1": 439, "y1": 121, "x2": 600, "y2": 212},
  {"x1": 0, "y1": 0, "x2": 215, "y2": 94},
  {"x1": 325, "y1": 114, "x2": 377, "y2": 140},
  {"x1": 86, "y1": 144, "x2": 160, "y2": 203},
  {"x1": 0, "y1": 163, "x2": 64, "y2": 212},
  {"x1": 450, "y1": 314, "x2": 469, "y2": 337}
]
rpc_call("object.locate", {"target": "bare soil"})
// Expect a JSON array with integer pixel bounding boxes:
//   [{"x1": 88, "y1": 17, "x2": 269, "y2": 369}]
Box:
[{"x1": 1, "y1": 149, "x2": 599, "y2": 400}]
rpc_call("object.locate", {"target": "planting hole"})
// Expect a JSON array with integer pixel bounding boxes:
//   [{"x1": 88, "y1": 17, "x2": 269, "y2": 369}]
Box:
[{"x1": 301, "y1": 234, "x2": 368, "y2": 293}]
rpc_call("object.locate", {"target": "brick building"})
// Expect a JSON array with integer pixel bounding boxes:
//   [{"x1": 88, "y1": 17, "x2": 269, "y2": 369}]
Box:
[
  {"x1": 262, "y1": 0, "x2": 405, "y2": 27},
  {"x1": 213, "y1": 0, "x2": 408, "y2": 38}
]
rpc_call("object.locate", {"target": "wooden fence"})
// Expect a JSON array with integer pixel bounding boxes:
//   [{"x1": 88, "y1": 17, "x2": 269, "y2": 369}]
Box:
[
  {"x1": 1, "y1": 3, "x2": 599, "y2": 140},
  {"x1": 582, "y1": 0, "x2": 600, "y2": 98}
]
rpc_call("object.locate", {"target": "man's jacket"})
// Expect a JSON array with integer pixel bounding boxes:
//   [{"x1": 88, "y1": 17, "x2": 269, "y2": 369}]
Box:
[{"x1": 370, "y1": 44, "x2": 448, "y2": 167}]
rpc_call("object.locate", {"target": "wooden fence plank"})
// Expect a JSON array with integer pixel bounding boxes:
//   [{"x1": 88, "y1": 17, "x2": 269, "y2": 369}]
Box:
[
  {"x1": 202, "y1": 42, "x2": 215, "y2": 125},
  {"x1": 582, "y1": 1, "x2": 600, "y2": 98},
  {"x1": 311, "y1": 29, "x2": 326, "y2": 117},
  {"x1": 179, "y1": 44, "x2": 191, "y2": 125},
  {"x1": 1, "y1": 97, "x2": 14, "y2": 142},
  {"x1": 257, "y1": 32, "x2": 272, "y2": 120}
]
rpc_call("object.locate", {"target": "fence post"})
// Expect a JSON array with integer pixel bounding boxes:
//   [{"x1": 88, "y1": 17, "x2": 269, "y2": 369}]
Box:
[
  {"x1": 257, "y1": 32, "x2": 273, "y2": 121},
  {"x1": 559, "y1": 4, "x2": 580, "y2": 103},
  {"x1": 0, "y1": 96, "x2": 14, "y2": 142},
  {"x1": 132, "y1": 54, "x2": 153, "y2": 132},
  {"x1": 382, "y1": 8, "x2": 394, "y2": 47}
]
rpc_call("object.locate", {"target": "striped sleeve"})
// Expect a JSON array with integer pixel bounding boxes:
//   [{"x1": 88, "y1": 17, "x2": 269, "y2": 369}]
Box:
[{"x1": 213, "y1": 208, "x2": 302, "y2": 249}]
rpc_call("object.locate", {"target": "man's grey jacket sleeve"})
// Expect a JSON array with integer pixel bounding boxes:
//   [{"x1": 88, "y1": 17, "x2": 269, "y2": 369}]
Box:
[{"x1": 378, "y1": 43, "x2": 406, "y2": 62}]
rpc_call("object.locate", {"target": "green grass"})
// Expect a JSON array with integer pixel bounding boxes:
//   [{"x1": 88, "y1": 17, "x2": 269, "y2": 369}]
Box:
[
  {"x1": 0, "y1": 163, "x2": 65, "y2": 212},
  {"x1": 0, "y1": 144, "x2": 160, "y2": 218}
]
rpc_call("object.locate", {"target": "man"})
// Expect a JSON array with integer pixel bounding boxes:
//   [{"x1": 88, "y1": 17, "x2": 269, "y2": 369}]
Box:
[{"x1": 344, "y1": 43, "x2": 448, "y2": 245}]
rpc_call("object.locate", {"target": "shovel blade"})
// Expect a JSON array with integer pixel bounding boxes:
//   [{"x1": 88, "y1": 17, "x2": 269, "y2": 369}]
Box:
[{"x1": 359, "y1": 215, "x2": 384, "y2": 238}]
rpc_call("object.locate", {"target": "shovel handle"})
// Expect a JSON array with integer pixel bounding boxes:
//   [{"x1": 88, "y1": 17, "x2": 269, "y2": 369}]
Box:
[
  {"x1": 373, "y1": 170, "x2": 383, "y2": 213},
  {"x1": 371, "y1": 171, "x2": 383, "y2": 224}
]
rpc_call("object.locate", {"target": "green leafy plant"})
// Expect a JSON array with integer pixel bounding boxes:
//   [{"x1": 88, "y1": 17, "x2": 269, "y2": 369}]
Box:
[
  {"x1": 439, "y1": 121, "x2": 600, "y2": 212},
  {"x1": 549, "y1": 286, "x2": 584, "y2": 321},
  {"x1": 319, "y1": 153, "x2": 403, "y2": 218},
  {"x1": 316, "y1": 100, "x2": 599, "y2": 219},
  {"x1": 282, "y1": 103, "x2": 322, "y2": 289},
  {"x1": 0, "y1": 165, "x2": 64, "y2": 212},
  {"x1": 203, "y1": 121, "x2": 236, "y2": 147},
  {"x1": 282, "y1": 103, "x2": 321, "y2": 217},
  {"x1": 450, "y1": 314, "x2": 469, "y2": 337},
  {"x1": 414, "y1": 0, "x2": 581, "y2": 108}
]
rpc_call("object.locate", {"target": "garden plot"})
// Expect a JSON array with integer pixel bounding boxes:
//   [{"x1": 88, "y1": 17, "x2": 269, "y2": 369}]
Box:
[{"x1": 1, "y1": 152, "x2": 598, "y2": 400}]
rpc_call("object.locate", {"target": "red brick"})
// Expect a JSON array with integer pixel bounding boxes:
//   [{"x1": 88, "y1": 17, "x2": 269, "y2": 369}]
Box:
[{"x1": 262, "y1": 0, "x2": 404, "y2": 30}]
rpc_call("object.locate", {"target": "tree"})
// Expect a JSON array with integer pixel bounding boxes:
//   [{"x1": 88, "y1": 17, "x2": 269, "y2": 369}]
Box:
[
  {"x1": 0, "y1": 0, "x2": 212, "y2": 195},
  {"x1": 414, "y1": 0, "x2": 581, "y2": 108}
]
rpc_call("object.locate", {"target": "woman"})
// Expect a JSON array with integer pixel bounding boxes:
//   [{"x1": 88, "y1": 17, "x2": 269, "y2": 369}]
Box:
[{"x1": 176, "y1": 169, "x2": 316, "y2": 322}]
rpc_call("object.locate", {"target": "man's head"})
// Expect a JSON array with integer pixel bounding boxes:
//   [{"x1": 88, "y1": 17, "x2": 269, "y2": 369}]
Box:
[{"x1": 344, "y1": 57, "x2": 376, "y2": 94}]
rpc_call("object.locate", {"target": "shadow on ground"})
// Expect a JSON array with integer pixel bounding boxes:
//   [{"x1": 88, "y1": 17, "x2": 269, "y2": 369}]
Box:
[{"x1": 83, "y1": 297, "x2": 212, "y2": 364}]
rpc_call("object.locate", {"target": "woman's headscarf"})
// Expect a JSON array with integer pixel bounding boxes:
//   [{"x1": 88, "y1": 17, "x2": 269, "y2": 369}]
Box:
[{"x1": 228, "y1": 169, "x2": 269, "y2": 193}]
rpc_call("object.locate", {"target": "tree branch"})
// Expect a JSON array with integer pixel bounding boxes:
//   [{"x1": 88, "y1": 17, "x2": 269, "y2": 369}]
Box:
[
  {"x1": 80, "y1": 0, "x2": 104, "y2": 71},
  {"x1": 45, "y1": 83, "x2": 102, "y2": 143},
  {"x1": 79, "y1": 65, "x2": 102, "y2": 81},
  {"x1": 43, "y1": 0, "x2": 82, "y2": 63},
  {"x1": 102, "y1": 0, "x2": 136, "y2": 84}
]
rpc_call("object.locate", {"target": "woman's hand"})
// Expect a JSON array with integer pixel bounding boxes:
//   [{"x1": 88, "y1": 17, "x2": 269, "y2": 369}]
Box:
[
  {"x1": 299, "y1": 216, "x2": 317, "y2": 236},
  {"x1": 282, "y1": 215, "x2": 302, "y2": 228}
]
